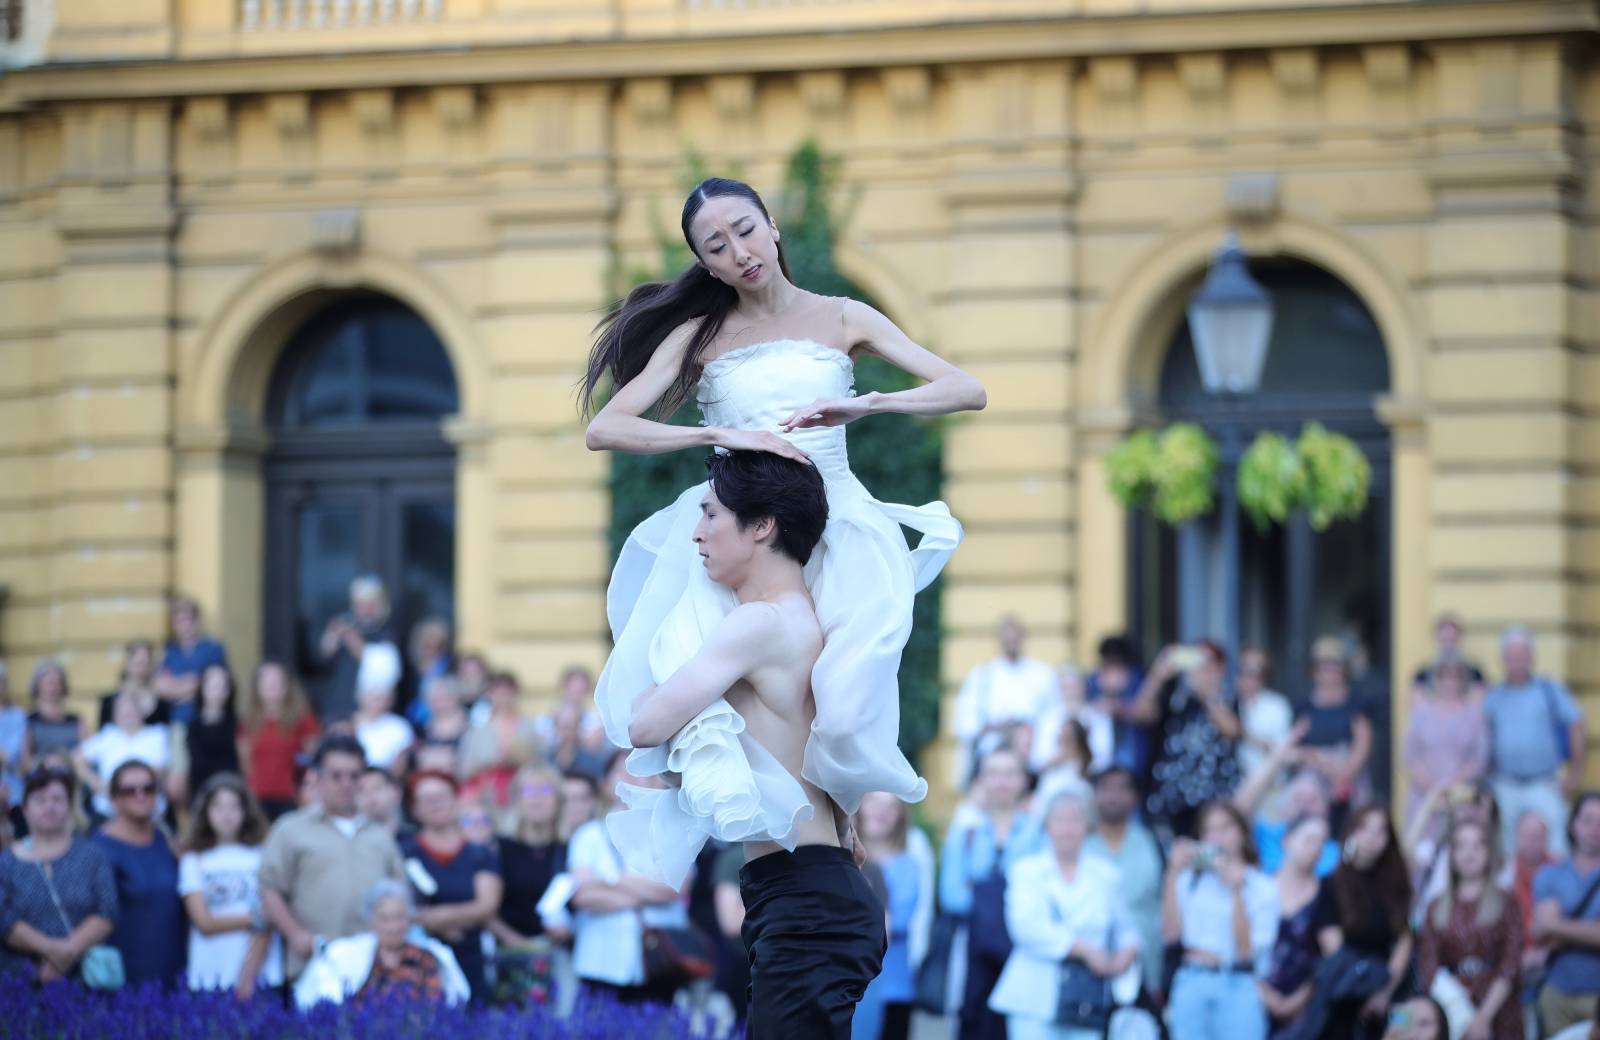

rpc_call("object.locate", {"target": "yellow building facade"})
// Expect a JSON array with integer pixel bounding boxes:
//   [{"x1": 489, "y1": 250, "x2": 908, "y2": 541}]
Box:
[{"x1": 1, "y1": 0, "x2": 1596, "y2": 800}]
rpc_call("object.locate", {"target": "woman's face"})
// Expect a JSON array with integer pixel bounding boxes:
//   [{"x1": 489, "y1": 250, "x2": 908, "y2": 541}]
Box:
[
  {"x1": 113, "y1": 767, "x2": 159, "y2": 824},
  {"x1": 1313, "y1": 659, "x2": 1347, "y2": 692},
  {"x1": 257, "y1": 665, "x2": 287, "y2": 708},
  {"x1": 371, "y1": 895, "x2": 411, "y2": 951},
  {"x1": 687, "y1": 195, "x2": 781, "y2": 292},
  {"x1": 35, "y1": 667, "x2": 65, "y2": 711},
  {"x1": 200, "y1": 666, "x2": 230, "y2": 710},
  {"x1": 1045, "y1": 799, "x2": 1089, "y2": 857},
  {"x1": 978, "y1": 751, "x2": 1027, "y2": 810},
  {"x1": 357, "y1": 684, "x2": 393, "y2": 715},
  {"x1": 1393, "y1": 998, "x2": 1444, "y2": 1040},
  {"x1": 1057, "y1": 671, "x2": 1085, "y2": 709},
  {"x1": 206, "y1": 787, "x2": 245, "y2": 844},
  {"x1": 459, "y1": 804, "x2": 495, "y2": 846},
  {"x1": 1349, "y1": 810, "x2": 1391, "y2": 868},
  {"x1": 857, "y1": 791, "x2": 902, "y2": 843},
  {"x1": 1450, "y1": 822, "x2": 1491, "y2": 883},
  {"x1": 22, "y1": 781, "x2": 72, "y2": 837},
  {"x1": 124, "y1": 644, "x2": 154, "y2": 682},
  {"x1": 1285, "y1": 772, "x2": 1330, "y2": 820},
  {"x1": 458, "y1": 657, "x2": 488, "y2": 687},
  {"x1": 517, "y1": 775, "x2": 560, "y2": 829},
  {"x1": 112, "y1": 692, "x2": 144, "y2": 731},
  {"x1": 424, "y1": 679, "x2": 460, "y2": 717},
  {"x1": 411, "y1": 777, "x2": 457, "y2": 830},
  {"x1": 1284, "y1": 818, "x2": 1330, "y2": 873},
  {"x1": 1433, "y1": 664, "x2": 1466, "y2": 698},
  {"x1": 1201, "y1": 806, "x2": 1245, "y2": 858}
]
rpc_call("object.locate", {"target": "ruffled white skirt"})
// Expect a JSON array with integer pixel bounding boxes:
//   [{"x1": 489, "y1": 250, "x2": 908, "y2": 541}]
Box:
[{"x1": 596, "y1": 471, "x2": 959, "y2": 888}]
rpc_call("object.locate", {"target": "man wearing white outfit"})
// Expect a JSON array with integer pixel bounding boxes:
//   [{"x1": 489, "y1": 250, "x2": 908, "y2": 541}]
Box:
[{"x1": 953, "y1": 617, "x2": 1058, "y2": 785}]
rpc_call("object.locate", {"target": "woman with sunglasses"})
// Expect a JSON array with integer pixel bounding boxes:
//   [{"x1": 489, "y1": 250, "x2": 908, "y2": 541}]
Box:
[
  {"x1": 0, "y1": 767, "x2": 116, "y2": 982},
  {"x1": 90, "y1": 759, "x2": 186, "y2": 987},
  {"x1": 487, "y1": 765, "x2": 569, "y2": 1004}
]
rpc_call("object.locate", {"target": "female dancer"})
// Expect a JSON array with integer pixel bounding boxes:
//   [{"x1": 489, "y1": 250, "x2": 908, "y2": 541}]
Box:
[{"x1": 583, "y1": 177, "x2": 985, "y2": 884}]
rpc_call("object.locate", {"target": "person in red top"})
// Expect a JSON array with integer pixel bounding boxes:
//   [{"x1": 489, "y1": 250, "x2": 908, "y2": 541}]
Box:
[
  {"x1": 1509, "y1": 810, "x2": 1557, "y2": 975},
  {"x1": 237, "y1": 662, "x2": 320, "y2": 820}
]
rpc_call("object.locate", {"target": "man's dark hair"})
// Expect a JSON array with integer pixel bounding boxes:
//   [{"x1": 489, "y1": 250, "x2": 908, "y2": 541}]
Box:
[
  {"x1": 311, "y1": 734, "x2": 367, "y2": 769},
  {"x1": 1090, "y1": 765, "x2": 1137, "y2": 789},
  {"x1": 361, "y1": 764, "x2": 400, "y2": 786},
  {"x1": 705, "y1": 450, "x2": 828, "y2": 566},
  {"x1": 561, "y1": 771, "x2": 601, "y2": 798},
  {"x1": 1097, "y1": 634, "x2": 1138, "y2": 668}
]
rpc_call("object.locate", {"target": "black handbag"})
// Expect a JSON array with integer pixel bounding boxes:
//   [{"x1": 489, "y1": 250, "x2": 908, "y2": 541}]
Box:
[
  {"x1": 1054, "y1": 928, "x2": 1115, "y2": 1031},
  {"x1": 640, "y1": 924, "x2": 717, "y2": 991},
  {"x1": 913, "y1": 911, "x2": 965, "y2": 1015}
]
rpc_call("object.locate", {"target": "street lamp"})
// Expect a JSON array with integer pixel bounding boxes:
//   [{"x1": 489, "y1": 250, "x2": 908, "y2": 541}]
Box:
[{"x1": 1186, "y1": 231, "x2": 1275, "y2": 669}]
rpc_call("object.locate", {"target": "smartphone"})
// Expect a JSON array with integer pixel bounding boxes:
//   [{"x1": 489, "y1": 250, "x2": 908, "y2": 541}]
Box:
[
  {"x1": 1193, "y1": 843, "x2": 1220, "y2": 873},
  {"x1": 1169, "y1": 646, "x2": 1205, "y2": 671},
  {"x1": 1387, "y1": 1006, "x2": 1411, "y2": 1029}
]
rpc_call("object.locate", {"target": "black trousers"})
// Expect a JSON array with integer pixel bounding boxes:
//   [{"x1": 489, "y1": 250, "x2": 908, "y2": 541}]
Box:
[{"x1": 739, "y1": 844, "x2": 886, "y2": 1040}]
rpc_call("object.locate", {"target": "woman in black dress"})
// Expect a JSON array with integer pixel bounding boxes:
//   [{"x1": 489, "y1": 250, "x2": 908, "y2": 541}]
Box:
[{"x1": 175, "y1": 665, "x2": 239, "y2": 809}]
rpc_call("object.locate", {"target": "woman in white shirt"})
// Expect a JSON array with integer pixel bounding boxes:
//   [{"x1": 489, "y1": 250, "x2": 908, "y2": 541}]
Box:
[
  {"x1": 178, "y1": 772, "x2": 282, "y2": 995},
  {"x1": 989, "y1": 787, "x2": 1141, "y2": 1040},
  {"x1": 351, "y1": 648, "x2": 413, "y2": 773},
  {"x1": 75, "y1": 691, "x2": 171, "y2": 819},
  {"x1": 1162, "y1": 800, "x2": 1280, "y2": 1040},
  {"x1": 566, "y1": 751, "x2": 689, "y2": 1006}
]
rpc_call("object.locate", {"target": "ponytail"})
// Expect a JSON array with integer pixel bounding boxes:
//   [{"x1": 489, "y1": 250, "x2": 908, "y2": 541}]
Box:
[{"x1": 580, "y1": 175, "x2": 791, "y2": 418}]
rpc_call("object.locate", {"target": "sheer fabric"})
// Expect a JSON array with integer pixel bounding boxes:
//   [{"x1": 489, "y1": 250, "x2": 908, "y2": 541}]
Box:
[{"x1": 596, "y1": 337, "x2": 959, "y2": 887}]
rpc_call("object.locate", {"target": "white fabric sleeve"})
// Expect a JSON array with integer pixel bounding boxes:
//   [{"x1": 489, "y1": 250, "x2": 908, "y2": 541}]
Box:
[{"x1": 177, "y1": 852, "x2": 202, "y2": 896}]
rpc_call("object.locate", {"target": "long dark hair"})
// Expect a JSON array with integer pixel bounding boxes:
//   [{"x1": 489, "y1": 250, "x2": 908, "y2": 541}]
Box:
[
  {"x1": 1333, "y1": 804, "x2": 1412, "y2": 940},
  {"x1": 581, "y1": 177, "x2": 793, "y2": 417},
  {"x1": 183, "y1": 772, "x2": 269, "y2": 853}
]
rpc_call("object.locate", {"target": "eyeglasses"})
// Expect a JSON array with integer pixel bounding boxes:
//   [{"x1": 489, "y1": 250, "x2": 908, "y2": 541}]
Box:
[
  {"x1": 519, "y1": 783, "x2": 556, "y2": 797},
  {"x1": 460, "y1": 813, "x2": 492, "y2": 827},
  {"x1": 321, "y1": 769, "x2": 361, "y2": 782},
  {"x1": 114, "y1": 782, "x2": 157, "y2": 798}
]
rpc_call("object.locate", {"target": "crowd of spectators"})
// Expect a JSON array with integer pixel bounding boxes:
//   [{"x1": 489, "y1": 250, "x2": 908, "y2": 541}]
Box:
[
  {"x1": 0, "y1": 592, "x2": 1597, "y2": 1040},
  {"x1": 930, "y1": 614, "x2": 1598, "y2": 1040}
]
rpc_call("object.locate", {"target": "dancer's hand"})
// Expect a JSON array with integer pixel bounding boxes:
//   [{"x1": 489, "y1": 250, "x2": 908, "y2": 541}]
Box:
[
  {"x1": 712, "y1": 427, "x2": 811, "y2": 464},
  {"x1": 780, "y1": 395, "x2": 876, "y2": 432}
]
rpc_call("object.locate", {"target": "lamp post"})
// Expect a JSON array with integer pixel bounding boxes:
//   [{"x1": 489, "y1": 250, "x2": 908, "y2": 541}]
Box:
[{"x1": 1186, "y1": 231, "x2": 1275, "y2": 669}]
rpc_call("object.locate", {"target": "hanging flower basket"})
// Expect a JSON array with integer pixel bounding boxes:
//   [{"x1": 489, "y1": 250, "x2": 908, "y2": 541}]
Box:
[
  {"x1": 1105, "y1": 422, "x2": 1218, "y2": 525},
  {"x1": 1296, "y1": 422, "x2": 1371, "y2": 529},
  {"x1": 1237, "y1": 430, "x2": 1306, "y2": 530}
]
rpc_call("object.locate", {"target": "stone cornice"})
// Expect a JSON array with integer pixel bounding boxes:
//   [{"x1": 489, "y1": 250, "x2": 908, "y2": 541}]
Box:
[{"x1": 1, "y1": 1, "x2": 1590, "y2": 109}]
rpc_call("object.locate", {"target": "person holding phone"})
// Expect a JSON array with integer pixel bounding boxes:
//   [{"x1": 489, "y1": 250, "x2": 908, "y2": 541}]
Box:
[{"x1": 1132, "y1": 642, "x2": 1242, "y2": 842}]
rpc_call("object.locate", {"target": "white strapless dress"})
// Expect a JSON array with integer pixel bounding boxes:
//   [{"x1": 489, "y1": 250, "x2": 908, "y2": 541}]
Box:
[{"x1": 596, "y1": 338, "x2": 961, "y2": 887}]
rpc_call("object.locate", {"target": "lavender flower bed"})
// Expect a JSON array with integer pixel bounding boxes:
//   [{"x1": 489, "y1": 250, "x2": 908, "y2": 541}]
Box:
[{"x1": 3, "y1": 979, "x2": 710, "y2": 1040}]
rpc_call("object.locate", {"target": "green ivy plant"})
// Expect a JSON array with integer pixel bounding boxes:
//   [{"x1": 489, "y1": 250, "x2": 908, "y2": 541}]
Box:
[
  {"x1": 1237, "y1": 431, "x2": 1306, "y2": 530},
  {"x1": 1236, "y1": 424, "x2": 1370, "y2": 530},
  {"x1": 1297, "y1": 423, "x2": 1371, "y2": 529},
  {"x1": 604, "y1": 140, "x2": 946, "y2": 766},
  {"x1": 1105, "y1": 423, "x2": 1219, "y2": 524}
]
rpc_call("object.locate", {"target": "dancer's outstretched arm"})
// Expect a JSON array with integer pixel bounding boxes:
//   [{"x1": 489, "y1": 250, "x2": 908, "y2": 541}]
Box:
[
  {"x1": 627, "y1": 603, "x2": 780, "y2": 748},
  {"x1": 585, "y1": 321, "x2": 809, "y2": 463},
  {"x1": 779, "y1": 301, "x2": 986, "y2": 430}
]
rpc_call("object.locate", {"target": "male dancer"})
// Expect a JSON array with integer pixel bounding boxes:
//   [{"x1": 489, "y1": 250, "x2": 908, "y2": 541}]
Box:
[{"x1": 627, "y1": 450, "x2": 884, "y2": 1039}]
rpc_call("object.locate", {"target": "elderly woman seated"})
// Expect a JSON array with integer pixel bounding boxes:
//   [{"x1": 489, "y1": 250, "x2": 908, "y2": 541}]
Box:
[{"x1": 293, "y1": 879, "x2": 469, "y2": 1008}]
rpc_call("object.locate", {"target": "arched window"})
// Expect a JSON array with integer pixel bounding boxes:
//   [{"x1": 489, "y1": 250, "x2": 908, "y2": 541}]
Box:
[
  {"x1": 262, "y1": 293, "x2": 458, "y2": 720},
  {"x1": 1129, "y1": 260, "x2": 1394, "y2": 770}
]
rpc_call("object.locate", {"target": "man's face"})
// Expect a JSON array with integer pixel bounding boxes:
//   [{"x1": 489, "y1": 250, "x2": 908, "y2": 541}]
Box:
[
  {"x1": 1436, "y1": 621, "x2": 1461, "y2": 650},
  {"x1": 999, "y1": 620, "x2": 1024, "y2": 658},
  {"x1": 561, "y1": 778, "x2": 597, "y2": 828},
  {"x1": 317, "y1": 752, "x2": 363, "y2": 816},
  {"x1": 357, "y1": 772, "x2": 399, "y2": 823},
  {"x1": 1573, "y1": 800, "x2": 1600, "y2": 859},
  {"x1": 171, "y1": 604, "x2": 199, "y2": 642},
  {"x1": 1093, "y1": 772, "x2": 1136, "y2": 823},
  {"x1": 692, "y1": 484, "x2": 765, "y2": 587},
  {"x1": 1502, "y1": 638, "x2": 1534, "y2": 681}
]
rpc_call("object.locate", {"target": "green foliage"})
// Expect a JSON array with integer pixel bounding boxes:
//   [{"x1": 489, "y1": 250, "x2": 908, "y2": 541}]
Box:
[
  {"x1": 1297, "y1": 423, "x2": 1371, "y2": 530},
  {"x1": 604, "y1": 140, "x2": 946, "y2": 767},
  {"x1": 1106, "y1": 423, "x2": 1219, "y2": 524},
  {"x1": 1237, "y1": 431, "x2": 1307, "y2": 530},
  {"x1": 1151, "y1": 423, "x2": 1218, "y2": 524}
]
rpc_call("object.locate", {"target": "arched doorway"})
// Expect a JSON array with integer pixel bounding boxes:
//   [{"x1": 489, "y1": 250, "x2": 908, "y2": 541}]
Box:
[
  {"x1": 1127, "y1": 260, "x2": 1393, "y2": 778},
  {"x1": 262, "y1": 292, "x2": 459, "y2": 716}
]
